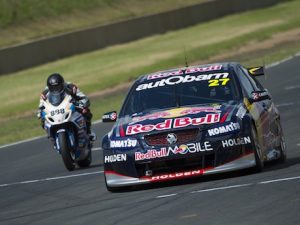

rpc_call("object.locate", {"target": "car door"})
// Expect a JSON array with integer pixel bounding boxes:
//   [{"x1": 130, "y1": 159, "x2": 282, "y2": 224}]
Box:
[{"x1": 236, "y1": 65, "x2": 272, "y2": 152}]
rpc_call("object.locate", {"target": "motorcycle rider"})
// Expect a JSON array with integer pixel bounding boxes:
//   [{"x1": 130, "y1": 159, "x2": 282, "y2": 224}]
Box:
[{"x1": 37, "y1": 73, "x2": 96, "y2": 141}]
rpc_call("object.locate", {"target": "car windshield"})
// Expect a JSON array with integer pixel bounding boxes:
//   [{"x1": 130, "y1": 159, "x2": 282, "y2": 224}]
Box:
[{"x1": 120, "y1": 69, "x2": 239, "y2": 117}]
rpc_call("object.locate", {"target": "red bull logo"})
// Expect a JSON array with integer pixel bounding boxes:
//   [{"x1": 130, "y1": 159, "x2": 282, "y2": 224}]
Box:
[{"x1": 127, "y1": 113, "x2": 220, "y2": 135}]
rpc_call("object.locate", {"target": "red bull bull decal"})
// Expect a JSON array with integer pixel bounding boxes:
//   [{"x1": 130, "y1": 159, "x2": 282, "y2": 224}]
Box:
[{"x1": 131, "y1": 106, "x2": 221, "y2": 123}]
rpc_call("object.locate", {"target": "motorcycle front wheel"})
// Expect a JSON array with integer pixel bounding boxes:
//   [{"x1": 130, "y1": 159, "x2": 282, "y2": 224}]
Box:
[
  {"x1": 77, "y1": 148, "x2": 92, "y2": 168},
  {"x1": 58, "y1": 132, "x2": 75, "y2": 171}
]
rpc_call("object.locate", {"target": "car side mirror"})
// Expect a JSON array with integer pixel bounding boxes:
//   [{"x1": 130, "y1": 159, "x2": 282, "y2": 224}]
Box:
[
  {"x1": 102, "y1": 111, "x2": 118, "y2": 122},
  {"x1": 247, "y1": 66, "x2": 264, "y2": 76},
  {"x1": 249, "y1": 90, "x2": 271, "y2": 103}
]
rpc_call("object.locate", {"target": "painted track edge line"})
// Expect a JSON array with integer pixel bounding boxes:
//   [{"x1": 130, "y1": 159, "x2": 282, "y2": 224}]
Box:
[
  {"x1": 191, "y1": 183, "x2": 252, "y2": 193},
  {"x1": 0, "y1": 120, "x2": 103, "y2": 150},
  {"x1": 0, "y1": 135, "x2": 45, "y2": 150},
  {"x1": 0, "y1": 171, "x2": 104, "y2": 188}
]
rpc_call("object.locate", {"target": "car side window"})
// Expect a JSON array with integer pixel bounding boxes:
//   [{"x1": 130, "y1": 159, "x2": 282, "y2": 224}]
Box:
[
  {"x1": 240, "y1": 67, "x2": 264, "y2": 91},
  {"x1": 236, "y1": 67, "x2": 256, "y2": 97}
]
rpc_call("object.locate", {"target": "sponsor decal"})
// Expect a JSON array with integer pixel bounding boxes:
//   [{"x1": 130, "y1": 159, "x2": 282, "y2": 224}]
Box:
[
  {"x1": 150, "y1": 169, "x2": 203, "y2": 181},
  {"x1": 131, "y1": 106, "x2": 221, "y2": 123},
  {"x1": 222, "y1": 136, "x2": 251, "y2": 148},
  {"x1": 208, "y1": 78, "x2": 230, "y2": 87},
  {"x1": 236, "y1": 106, "x2": 247, "y2": 119},
  {"x1": 135, "y1": 149, "x2": 168, "y2": 161},
  {"x1": 147, "y1": 65, "x2": 222, "y2": 80},
  {"x1": 135, "y1": 142, "x2": 213, "y2": 161},
  {"x1": 110, "y1": 139, "x2": 137, "y2": 148},
  {"x1": 103, "y1": 112, "x2": 117, "y2": 121},
  {"x1": 252, "y1": 92, "x2": 268, "y2": 100},
  {"x1": 110, "y1": 112, "x2": 117, "y2": 120},
  {"x1": 166, "y1": 142, "x2": 213, "y2": 154},
  {"x1": 127, "y1": 113, "x2": 220, "y2": 135},
  {"x1": 208, "y1": 122, "x2": 240, "y2": 136},
  {"x1": 137, "y1": 73, "x2": 229, "y2": 91},
  {"x1": 104, "y1": 154, "x2": 127, "y2": 163}
]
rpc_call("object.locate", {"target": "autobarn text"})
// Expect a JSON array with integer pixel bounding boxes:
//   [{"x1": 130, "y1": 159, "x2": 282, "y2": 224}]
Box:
[{"x1": 137, "y1": 73, "x2": 229, "y2": 91}]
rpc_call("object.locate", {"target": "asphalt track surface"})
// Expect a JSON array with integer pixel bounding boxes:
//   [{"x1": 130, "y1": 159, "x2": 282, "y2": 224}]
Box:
[{"x1": 1, "y1": 56, "x2": 300, "y2": 225}]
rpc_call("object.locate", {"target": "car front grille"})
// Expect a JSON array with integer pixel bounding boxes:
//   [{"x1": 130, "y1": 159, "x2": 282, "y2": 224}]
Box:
[
  {"x1": 144, "y1": 128, "x2": 199, "y2": 146},
  {"x1": 135, "y1": 153, "x2": 215, "y2": 177}
]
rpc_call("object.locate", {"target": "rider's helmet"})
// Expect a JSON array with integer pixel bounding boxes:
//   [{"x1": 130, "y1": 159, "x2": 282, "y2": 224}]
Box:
[{"x1": 47, "y1": 73, "x2": 65, "y2": 94}]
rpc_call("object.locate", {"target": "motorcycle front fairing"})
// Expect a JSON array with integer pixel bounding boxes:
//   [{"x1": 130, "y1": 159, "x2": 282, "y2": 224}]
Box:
[{"x1": 42, "y1": 94, "x2": 90, "y2": 161}]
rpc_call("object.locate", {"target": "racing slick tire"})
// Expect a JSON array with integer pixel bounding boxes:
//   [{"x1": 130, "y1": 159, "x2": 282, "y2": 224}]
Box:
[
  {"x1": 58, "y1": 132, "x2": 75, "y2": 171},
  {"x1": 251, "y1": 123, "x2": 264, "y2": 172},
  {"x1": 277, "y1": 122, "x2": 287, "y2": 163},
  {"x1": 77, "y1": 148, "x2": 92, "y2": 168}
]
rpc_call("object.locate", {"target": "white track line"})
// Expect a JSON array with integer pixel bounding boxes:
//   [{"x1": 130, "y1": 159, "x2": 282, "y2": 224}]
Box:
[
  {"x1": 156, "y1": 175, "x2": 300, "y2": 198},
  {"x1": 191, "y1": 183, "x2": 252, "y2": 193},
  {"x1": 276, "y1": 102, "x2": 295, "y2": 108},
  {"x1": 259, "y1": 176, "x2": 300, "y2": 184},
  {"x1": 156, "y1": 193, "x2": 178, "y2": 198},
  {"x1": 285, "y1": 85, "x2": 300, "y2": 90},
  {"x1": 0, "y1": 171, "x2": 103, "y2": 188},
  {"x1": 92, "y1": 147, "x2": 102, "y2": 151},
  {"x1": 0, "y1": 136, "x2": 45, "y2": 150},
  {"x1": 296, "y1": 143, "x2": 300, "y2": 146},
  {"x1": 266, "y1": 55, "x2": 294, "y2": 68},
  {"x1": 0, "y1": 121, "x2": 102, "y2": 150}
]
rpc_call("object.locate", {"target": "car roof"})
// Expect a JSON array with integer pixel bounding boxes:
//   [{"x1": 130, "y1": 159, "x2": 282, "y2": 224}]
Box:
[{"x1": 136, "y1": 62, "x2": 238, "y2": 83}]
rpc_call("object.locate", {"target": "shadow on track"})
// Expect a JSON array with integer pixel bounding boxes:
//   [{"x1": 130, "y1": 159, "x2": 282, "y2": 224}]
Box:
[{"x1": 264, "y1": 155, "x2": 300, "y2": 171}]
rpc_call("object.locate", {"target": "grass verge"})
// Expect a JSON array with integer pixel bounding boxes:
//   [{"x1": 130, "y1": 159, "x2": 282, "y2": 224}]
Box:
[
  {"x1": 1, "y1": 0, "x2": 300, "y2": 145},
  {"x1": 0, "y1": 0, "x2": 206, "y2": 47}
]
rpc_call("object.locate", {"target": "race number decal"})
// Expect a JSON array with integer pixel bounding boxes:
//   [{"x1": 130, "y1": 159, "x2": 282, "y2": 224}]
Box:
[
  {"x1": 208, "y1": 78, "x2": 230, "y2": 87},
  {"x1": 50, "y1": 109, "x2": 65, "y2": 116}
]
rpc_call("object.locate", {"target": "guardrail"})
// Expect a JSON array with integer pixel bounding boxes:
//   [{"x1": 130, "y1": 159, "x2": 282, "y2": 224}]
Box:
[{"x1": 0, "y1": 0, "x2": 283, "y2": 75}]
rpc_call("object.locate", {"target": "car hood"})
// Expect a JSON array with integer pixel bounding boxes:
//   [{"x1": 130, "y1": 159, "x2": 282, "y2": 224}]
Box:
[{"x1": 112, "y1": 103, "x2": 243, "y2": 138}]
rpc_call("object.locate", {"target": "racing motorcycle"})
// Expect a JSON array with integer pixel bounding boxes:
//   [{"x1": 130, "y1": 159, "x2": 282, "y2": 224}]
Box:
[{"x1": 40, "y1": 92, "x2": 93, "y2": 171}]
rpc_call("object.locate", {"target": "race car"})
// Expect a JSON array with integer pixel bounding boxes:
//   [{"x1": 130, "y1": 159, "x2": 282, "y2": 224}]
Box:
[{"x1": 102, "y1": 62, "x2": 286, "y2": 191}]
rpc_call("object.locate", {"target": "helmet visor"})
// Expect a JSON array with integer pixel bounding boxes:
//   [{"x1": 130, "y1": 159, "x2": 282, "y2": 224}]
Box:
[{"x1": 48, "y1": 84, "x2": 64, "y2": 94}]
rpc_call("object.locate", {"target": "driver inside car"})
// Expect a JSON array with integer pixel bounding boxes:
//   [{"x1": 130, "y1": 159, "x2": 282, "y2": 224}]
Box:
[{"x1": 37, "y1": 73, "x2": 96, "y2": 141}]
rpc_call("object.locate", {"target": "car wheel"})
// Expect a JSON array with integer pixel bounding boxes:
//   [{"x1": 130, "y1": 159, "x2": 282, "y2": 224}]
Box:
[{"x1": 277, "y1": 123, "x2": 287, "y2": 163}]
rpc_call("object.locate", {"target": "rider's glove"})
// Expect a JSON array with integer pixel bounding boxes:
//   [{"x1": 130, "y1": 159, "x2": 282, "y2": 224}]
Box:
[
  {"x1": 81, "y1": 108, "x2": 89, "y2": 114},
  {"x1": 37, "y1": 106, "x2": 45, "y2": 119}
]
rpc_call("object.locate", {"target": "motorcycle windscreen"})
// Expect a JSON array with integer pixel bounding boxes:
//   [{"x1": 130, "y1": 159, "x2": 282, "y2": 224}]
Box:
[{"x1": 48, "y1": 92, "x2": 65, "y2": 106}]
